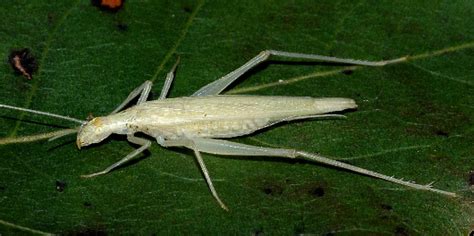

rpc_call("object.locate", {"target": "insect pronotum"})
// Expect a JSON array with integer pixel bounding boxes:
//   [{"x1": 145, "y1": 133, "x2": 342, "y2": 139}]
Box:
[{"x1": 0, "y1": 50, "x2": 456, "y2": 210}]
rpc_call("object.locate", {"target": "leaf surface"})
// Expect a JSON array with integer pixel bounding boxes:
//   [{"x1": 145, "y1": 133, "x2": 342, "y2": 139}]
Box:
[{"x1": 0, "y1": 1, "x2": 473, "y2": 235}]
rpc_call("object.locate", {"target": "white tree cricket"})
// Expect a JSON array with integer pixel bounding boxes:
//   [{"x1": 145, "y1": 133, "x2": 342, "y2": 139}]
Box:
[{"x1": 0, "y1": 50, "x2": 456, "y2": 210}]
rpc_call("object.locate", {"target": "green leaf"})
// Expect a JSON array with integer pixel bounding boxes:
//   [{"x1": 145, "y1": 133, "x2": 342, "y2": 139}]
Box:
[{"x1": 0, "y1": 0, "x2": 473, "y2": 235}]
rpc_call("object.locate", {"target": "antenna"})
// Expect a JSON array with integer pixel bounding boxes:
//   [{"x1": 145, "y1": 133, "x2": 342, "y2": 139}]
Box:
[{"x1": 0, "y1": 104, "x2": 85, "y2": 124}]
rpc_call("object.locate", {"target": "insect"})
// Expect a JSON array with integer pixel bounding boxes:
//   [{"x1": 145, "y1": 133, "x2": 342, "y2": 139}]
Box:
[
  {"x1": 0, "y1": 50, "x2": 456, "y2": 210},
  {"x1": 8, "y1": 48, "x2": 38, "y2": 80},
  {"x1": 91, "y1": 0, "x2": 125, "y2": 12}
]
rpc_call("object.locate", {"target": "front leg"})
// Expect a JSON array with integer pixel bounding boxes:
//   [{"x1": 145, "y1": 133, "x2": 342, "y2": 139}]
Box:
[{"x1": 81, "y1": 135, "x2": 151, "y2": 178}]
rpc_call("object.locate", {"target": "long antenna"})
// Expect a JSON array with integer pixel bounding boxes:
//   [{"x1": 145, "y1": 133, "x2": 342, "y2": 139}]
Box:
[{"x1": 0, "y1": 104, "x2": 85, "y2": 124}]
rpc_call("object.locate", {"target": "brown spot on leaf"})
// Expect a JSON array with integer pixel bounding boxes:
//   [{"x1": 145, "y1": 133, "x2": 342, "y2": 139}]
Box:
[
  {"x1": 66, "y1": 227, "x2": 107, "y2": 236},
  {"x1": 469, "y1": 171, "x2": 474, "y2": 186},
  {"x1": 182, "y1": 5, "x2": 192, "y2": 13},
  {"x1": 116, "y1": 22, "x2": 128, "y2": 31},
  {"x1": 299, "y1": 181, "x2": 327, "y2": 198},
  {"x1": 434, "y1": 129, "x2": 449, "y2": 137},
  {"x1": 252, "y1": 227, "x2": 264, "y2": 236},
  {"x1": 380, "y1": 203, "x2": 393, "y2": 211},
  {"x1": 55, "y1": 180, "x2": 67, "y2": 192},
  {"x1": 8, "y1": 48, "x2": 38, "y2": 80},
  {"x1": 342, "y1": 69, "x2": 354, "y2": 75},
  {"x1": 262, "y1": 182, "x2": 283, "y2": 196},
  {"x1": 308, "y1": 186, "x2": 325, "y2": 197},
  {"x1": 395, "y1": 226, "x2": 409, "y2": 236}
]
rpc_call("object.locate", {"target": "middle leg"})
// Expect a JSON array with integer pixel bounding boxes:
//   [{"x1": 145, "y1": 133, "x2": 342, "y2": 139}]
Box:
[
  {"x1": 110, "y1": 80, "x2": 153, "y2": 114},
  {"x1": 159, "y1": 57, "x2": 180, "y2": 99}
]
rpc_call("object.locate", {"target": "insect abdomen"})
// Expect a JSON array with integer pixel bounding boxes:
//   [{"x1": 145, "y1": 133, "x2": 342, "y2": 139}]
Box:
[
  {"x1": 175, "y1": 118, "x2": 271, "y2": 138},
  {"x1": 128, "y1": 96, "x2": 356, "y2": 139}
]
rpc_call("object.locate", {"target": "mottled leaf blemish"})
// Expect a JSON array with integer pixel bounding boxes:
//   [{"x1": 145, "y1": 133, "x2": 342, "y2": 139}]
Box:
[
  {"x1": 342, "y1": 69, "x2": 354, "y2": 75},
  {"x1": 64, "y1": 227, "x2": 107, "y2": 236},
  {"x1": 401, "y1": 102, "x2": 470, "y2": 138},
  {"x1": 181, "y1": 4, "x2": 193, "y2": 13},
  {"x1": 394, "y1": 225, "x2": 409, "y2": 236},
  {"x1": 116, "y1": 22, "x2": 128, "y2": 31},
  {"x1": 380, "y1": 203, "x2": 393, "y2": 211},
  {"x1": 308, "y1": 186, "x2": 325, "y2": 197},
  {"x1": 261, "y1": 182, "x2": 284, "y2": 197},
  {"x1": 379, "y1": 203, "x2": 394, "y2": 221},
  {"x1": 47, "y1": 13, "x2": 56, "y2": 25},
  {"x1": 296, "y1": 181, "x2": 327, "y2": 198},
  {"x1": 55, "y1": 180, "x2": 67, "y2": 192},
  {"x1": 469, "y1": 171, "x2": 474, "y2": 186},
  {"x1": 434, "y1": 129, "x2": 449, "y2": 137},
  {"x1": 8, "y1": 48, "x2": 38, "y2": 80},
  {"x1": 293, "y1": 222, "x2": 305, "y2": 235},
  {"x1": 252, "y1": 227, "x2": 264, "y2": 236},
  {"x1": 247, "y1": 176, "x2": 287, "y2": 198}
]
